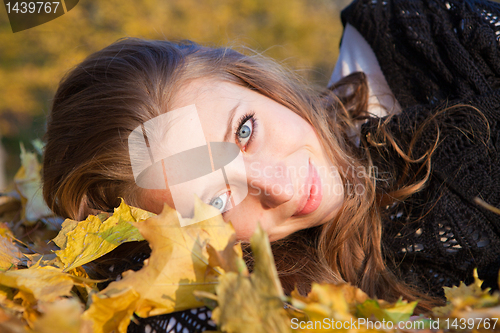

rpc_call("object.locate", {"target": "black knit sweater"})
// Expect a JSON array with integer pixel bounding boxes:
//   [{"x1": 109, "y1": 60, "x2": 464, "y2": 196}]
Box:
[{"x1": 344, "y1": 0, "x2": 500, "y2": 297}]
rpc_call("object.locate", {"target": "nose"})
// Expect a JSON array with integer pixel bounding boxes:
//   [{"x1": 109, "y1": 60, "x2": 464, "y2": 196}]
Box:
[{"x1": 247, "y1": 161, "x2": 294, "y2": 209}]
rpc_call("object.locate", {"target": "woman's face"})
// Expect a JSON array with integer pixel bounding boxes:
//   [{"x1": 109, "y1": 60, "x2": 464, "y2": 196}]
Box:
[{"x1": 142, "y1": 79, "x2": 344, "y2": 241}]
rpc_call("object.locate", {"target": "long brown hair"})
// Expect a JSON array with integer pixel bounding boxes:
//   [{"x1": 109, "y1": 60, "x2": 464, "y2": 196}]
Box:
[{"x1": 43, "y1": 38, "x2": 442, "y2": 311}]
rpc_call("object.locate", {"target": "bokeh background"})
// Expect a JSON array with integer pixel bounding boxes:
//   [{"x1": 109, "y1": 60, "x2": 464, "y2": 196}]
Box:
[{"x1": 0, "y1": 0, "x2": 354, "y2": 187}]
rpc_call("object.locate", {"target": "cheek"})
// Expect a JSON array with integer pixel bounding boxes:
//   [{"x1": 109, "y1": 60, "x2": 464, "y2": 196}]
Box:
[
  {"x1": 228, "y1": 215, "x2": 257, "y2": 242},
  {"x1": 232, "y1": 223, "x2": 256, "y2": 242},
  {"x1": 276, "y1": 113, "x2": 316, "y2": 144}
]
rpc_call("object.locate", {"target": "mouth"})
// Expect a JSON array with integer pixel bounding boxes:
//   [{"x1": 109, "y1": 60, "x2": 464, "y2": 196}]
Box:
[{"x1": 293, "y1": 160, "x2": 323, "y2": 216}]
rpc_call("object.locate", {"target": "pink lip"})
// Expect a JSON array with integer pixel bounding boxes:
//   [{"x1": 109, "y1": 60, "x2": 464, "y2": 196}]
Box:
[{"x1": 293, "y1": 161, "x2": 323, "y2": 216}]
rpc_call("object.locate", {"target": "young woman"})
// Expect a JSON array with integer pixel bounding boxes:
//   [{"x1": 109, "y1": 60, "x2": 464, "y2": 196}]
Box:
[{"x1": 42, "y1": 0, "x2": 500, "y2": 332}]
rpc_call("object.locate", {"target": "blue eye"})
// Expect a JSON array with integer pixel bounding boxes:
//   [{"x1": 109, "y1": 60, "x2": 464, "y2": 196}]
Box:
[
  {"x1": 238, "y1": 122, "x2": 251, "y2": 138},
  {"x1": 209, "y1": 192, "x2": 230, "y2": 213},
  {"x1": 237, "y1": 119, "x2": 253, "y2": 146}
]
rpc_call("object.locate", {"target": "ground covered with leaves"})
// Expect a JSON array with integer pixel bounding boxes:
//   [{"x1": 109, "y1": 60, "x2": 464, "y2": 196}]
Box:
[{"x1": 1, "y1": 143, "x2": 500, "y2": 333}]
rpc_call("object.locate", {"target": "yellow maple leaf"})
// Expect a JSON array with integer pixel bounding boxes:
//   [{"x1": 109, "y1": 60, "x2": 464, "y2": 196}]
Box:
[
  {"x1": 206, "y1": 233, "x2": 247, "y2": 275},
  {"x1": 250, "y1": 223, "x2": 285, "y2": 300},
  {"x1": 54, "y1": 199, "x2": 154, "y2": 272},
  {"x1": 433, "y1": 269, "x2": 500, "y2": 319},
  {"x1": 16, "y1": 289, "x2": 41, "y2": 327},
  {"x1": 210, "y1": 224, "x2": 290, "y2": 333},
  {"x1": 51, "y1": 219, "x2": 79, "y2": 251},
  {"x1": 356, "y1": 298, "x2": 418, "y2": 323},
  {"x1": 0, "y1": 265, "x2": 99, "y2": 328},
  {"x1": 98, "y1": 197, "x2": 235, "y2": 318},
  {"x1": 0, "y1": 266, "x2": 75, "y2": 303},
  {"x1": 82, "y1": 288, "x2": 139, "y2": 333},
  {"x1": 291, "y1": 283, "x2": 356, "y2": 329},
  {"x1": 290, "y1": 282, "x2": 417, "y2": 333}
]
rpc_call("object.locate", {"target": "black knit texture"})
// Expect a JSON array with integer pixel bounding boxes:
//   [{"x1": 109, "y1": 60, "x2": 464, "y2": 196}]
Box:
[{"x1": 344, "y1": 0, "x2": 500, "y2": 297}]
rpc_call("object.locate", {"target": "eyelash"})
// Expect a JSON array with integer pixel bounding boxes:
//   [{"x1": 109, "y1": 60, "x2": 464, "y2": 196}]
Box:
[
  {"x1": 235, "y1": 112, "x2": 257, "y2": 150},
  {"x1": 209, "y1": 191, "x2": 231, "y2": 215},
  {"x1": 213, "y1": 112, "x2": 255, "y2": 214}
]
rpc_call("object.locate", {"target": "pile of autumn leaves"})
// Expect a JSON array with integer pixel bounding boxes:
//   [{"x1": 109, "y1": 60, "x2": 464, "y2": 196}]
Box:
[{"x1": 1, "y1": 144, "x2": 500, "y2": 333}]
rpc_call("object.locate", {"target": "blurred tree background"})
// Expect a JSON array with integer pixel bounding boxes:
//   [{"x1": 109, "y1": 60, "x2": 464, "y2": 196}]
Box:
[{"x1": 0, "y1": 0, "x2": 349, "y2": 187}]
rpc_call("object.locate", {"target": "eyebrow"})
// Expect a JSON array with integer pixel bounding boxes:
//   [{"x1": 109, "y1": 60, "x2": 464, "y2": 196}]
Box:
[{"x1": 223, "y1": 102, "x2": 241, "y2": 142}]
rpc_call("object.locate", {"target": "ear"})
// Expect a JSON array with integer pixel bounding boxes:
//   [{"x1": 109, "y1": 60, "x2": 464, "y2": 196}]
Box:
[{"x1": 326, "y1": 71, "x2": 369, "y2": 121}]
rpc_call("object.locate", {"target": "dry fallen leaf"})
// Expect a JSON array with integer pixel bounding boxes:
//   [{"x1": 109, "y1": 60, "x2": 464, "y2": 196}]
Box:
[
  {"x1": 291, "y1": 283, "x2": 357, "y2": 328},
  {"x1": 97, "y1": 197, "x2": 236, "y2": 319},
  {"x1": 0, "y1": 266, "x2": 75, "y2": 303},
  {"x1": 290, "y1": 282, "x2": 419, "y2": 332},
  {"x1": 433, "y1": 270, "x2": 500, "y2": 317},
  {"x1": 13, "y1": 144, "x2": 52, "y2": 223},
  {"x1": 356, "y1": 298, "x2": 418, "y2": 323},
  {"x1": 54, "y1": 199, "x2": 154, "y2": 272},
  {"x1": 32, "y1": 298, "x2": 88, "y2": 333},
  {"x1": 82, "y1": 288, "x2": 139, "y2": 333},
  {"x1": 209, "y1": 224, "x2": 290, "y2": 333},
  {"x1": 432, "y1": 269, "x2": 500, "y2": 331},
  {"x1": 206, "y1": 233, "x2": 246, "y2": 275},
  {"x1": 0, "y1": 223, "x2": 22, "y2": 271},
  {"x1": 0, "y1": 306, "x2": 27, "y2": 333}
]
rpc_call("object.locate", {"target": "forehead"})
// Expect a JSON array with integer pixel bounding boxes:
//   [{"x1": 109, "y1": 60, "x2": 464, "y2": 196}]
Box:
[
  {"x1": 171, "y1": 79, "x2": 259, "y2": 138},
  {"x1": 173, "y1": 79, "x2": 241, "y2": 110}
]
